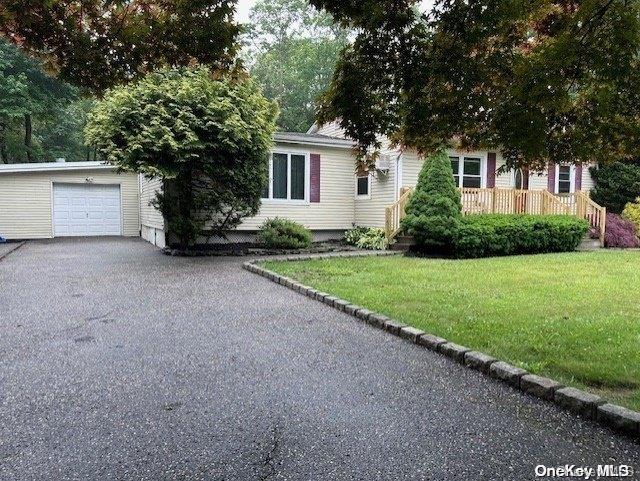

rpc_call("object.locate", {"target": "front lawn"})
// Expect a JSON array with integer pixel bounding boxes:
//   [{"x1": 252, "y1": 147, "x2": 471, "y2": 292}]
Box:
[{"x1": 263, "y1": 251, "x2": 640, "y2": 411}]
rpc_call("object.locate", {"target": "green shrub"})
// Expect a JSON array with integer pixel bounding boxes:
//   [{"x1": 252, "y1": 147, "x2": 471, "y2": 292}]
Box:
[
  {"x1": 453, "y1": 215, "x2": 589, "y2": 258},
  {"x1": 590, "y1": 162, "x2": 640, "y2": 214},
  {"x1": 357, "y1": 228, "x2": 387, "y2": 250},
  {"x1": 622, "y1": 198, "x2": 640, "y2": 234},
  {"x1": 344, "y1": 227, "x2": 370, "y2": 246},
  {"x1": 401, "y1": 149, "x2": 462, "y2": 252},
  {"x1": 344, "y1": 227, "x2": 388, "y2": 250},
  {"x1": 257, "y1": 218, "x2": 313, "y2": 249}
]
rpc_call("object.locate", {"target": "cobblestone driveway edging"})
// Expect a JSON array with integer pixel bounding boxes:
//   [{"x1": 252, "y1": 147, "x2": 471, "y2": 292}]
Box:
[{"x1": 242, "y1": 252, "x2": 640, "y2": 440}]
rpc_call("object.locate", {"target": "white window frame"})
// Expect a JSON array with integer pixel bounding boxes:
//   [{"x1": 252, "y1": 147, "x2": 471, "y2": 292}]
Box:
[
  {"x1": 262, "y1": 150, "x2": 310, "y2": 204},
  {"x1": 355, "y1": 173, "x2": 372, "y2": 199},
  {"x1": 555, "y1": 164, "x2": 576, "y2": 194},
  {"x1": 449, "y1": 152, "x2": 487, "y2": 189}
]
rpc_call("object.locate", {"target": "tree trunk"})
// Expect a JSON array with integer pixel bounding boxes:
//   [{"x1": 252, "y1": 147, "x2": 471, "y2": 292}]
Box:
[
  {"x1": 0, "y1": 120, "x2": 7, "y2": 164},
  {"x1": 178, "y1": 169, "x2": 194, "y2": 251},
  {"x1": 24, "y1": 114, "x2": 33, "y2": 162}
]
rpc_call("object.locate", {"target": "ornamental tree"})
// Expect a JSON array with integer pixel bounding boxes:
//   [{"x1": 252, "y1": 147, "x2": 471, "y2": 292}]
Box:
[
  {"x1": 310, "y1": 0, "x2": 640, "y2": 171},
  {"x1": 85, "y1": 68, "x2": 278, "y2": 249},
  {"x1": 401, "y1": 149, "x2": 462, "y2": 252}
]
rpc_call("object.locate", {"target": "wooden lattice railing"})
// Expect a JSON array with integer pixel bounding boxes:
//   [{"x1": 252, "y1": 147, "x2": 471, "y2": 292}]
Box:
[{"x1": 385, "y1": 188, "x2": 606, "y2": 245}]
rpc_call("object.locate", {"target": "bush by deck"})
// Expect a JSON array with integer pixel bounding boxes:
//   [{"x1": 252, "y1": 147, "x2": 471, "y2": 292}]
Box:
[
  {"x1": 263, "y1": 252, "x2": 640, "y2": 411},
  {"x1": 454, "y1": 214, "x2": 589, "y2": 258}
]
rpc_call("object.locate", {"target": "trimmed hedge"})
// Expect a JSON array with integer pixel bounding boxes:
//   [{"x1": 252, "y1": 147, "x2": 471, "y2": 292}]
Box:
[
  {"x1": 257, "y1": 218, "x2": 313, "y2": 249},
  {"x1": 453, "y1": 215, "x2": 589, "y2": 258}
]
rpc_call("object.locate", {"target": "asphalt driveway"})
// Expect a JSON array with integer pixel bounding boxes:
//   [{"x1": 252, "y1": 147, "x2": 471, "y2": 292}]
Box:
[{"x1": 0, "y1": 238, "x2": 637, "y2": 481}]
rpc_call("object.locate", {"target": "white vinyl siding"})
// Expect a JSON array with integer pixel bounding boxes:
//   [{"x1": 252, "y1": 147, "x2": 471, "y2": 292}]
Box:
[
  {"x1": 140, "y1": 176, "x2": 164, "y2": 229},
  {"x1": 239, "y1": 143, "x2": 356, "y2": 231},
  {"x1": 354, "y1": 148, "x2": 397, "y2": 228},
  {"x1": 0, "y1": 169, "x2": 139, "y2": 240},
  {"x1": 139, "y1": 175, "x2": 166, "y2": 248},
  {"x1": 581, "y1": 165, "x2": 596, "y2": 192},
  {"x1": 315, "y1": 122, "x2": 347, "y2": 139}
]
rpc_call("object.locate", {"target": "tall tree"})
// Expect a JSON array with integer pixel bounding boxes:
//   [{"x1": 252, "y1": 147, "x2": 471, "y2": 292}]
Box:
[
  {"x1": 311, "y1": 0, "x2": 640, "y2": 171},
  {"x1": 0, "y1": 0, "x2": 240, "y2": 95},
  {"x1": 0, "y1": 39, "x2": 77, "y2": 163},
  {"x1": 85, "y1": 68, "x2": 278, "y2": 249},
  {"x1": 247, "y1": 0, "x2": 347, "y2": 132}
]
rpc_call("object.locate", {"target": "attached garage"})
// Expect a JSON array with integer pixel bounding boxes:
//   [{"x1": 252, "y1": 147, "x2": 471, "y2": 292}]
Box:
[
  {"x1": 52, "y1": 183, "x2": 123, "y2": 237},
  {"x1": 0, "y1": 161, "x2": 140, "y2": 240}
]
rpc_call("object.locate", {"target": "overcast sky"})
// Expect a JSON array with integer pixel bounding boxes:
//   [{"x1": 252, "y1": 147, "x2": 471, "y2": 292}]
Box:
[{"x1": 235, "y1": 0, "x2": 436, "y2": 23}]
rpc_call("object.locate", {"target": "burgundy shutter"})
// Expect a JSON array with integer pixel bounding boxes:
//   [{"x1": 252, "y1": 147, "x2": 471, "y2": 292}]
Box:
[
  {"x1": 575, "y1": 164, "x2": 583, "y2": 191},
  {"x1": 547, "y1": 163, "x2": 556, "y2": 193},
  {"x1": 310, "y1": 153, "x2": 321, "y2": 203},
  {"x1": 486, "y1": 152, "x2": 497, "y2": 188}
]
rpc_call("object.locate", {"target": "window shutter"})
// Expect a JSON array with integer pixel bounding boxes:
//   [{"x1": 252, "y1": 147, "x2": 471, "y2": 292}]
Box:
[
  {"x1": 523, "y1": 167, "x2": 530, "y2": 190},
  {"x1": 486, "y1": 152, "x2": 497, "y2": 188},
  {"x1": 310, "y1": 153, "x2": 321, "y2": 203},
  {"x1": 547, "y1": 163, "x2": 556, "y2": 193},
  {"x1": 575, "y1": 164, "x2": 583, "y2": 191}
]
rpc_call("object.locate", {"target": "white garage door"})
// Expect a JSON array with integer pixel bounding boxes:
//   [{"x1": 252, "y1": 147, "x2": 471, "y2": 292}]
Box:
[{"x1": 53, "y1": 183, "x2": 122, "y2": 237}]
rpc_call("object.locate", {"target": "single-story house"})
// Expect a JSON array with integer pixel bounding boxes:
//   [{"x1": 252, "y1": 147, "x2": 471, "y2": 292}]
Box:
[{"x1": 0, "y1": 124, "x2": 602, "y2": 248}]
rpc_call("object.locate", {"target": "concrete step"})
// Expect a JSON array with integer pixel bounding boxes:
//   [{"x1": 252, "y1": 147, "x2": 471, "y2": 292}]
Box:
[{"x1": 578, "y1": 235, "x2": 602, "y2": 251}]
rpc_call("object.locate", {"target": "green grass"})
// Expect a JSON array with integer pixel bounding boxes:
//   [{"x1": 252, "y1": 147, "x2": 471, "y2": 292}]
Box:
[{"x1": 263, "y1": 251, "x2": 640, "y2": 411}]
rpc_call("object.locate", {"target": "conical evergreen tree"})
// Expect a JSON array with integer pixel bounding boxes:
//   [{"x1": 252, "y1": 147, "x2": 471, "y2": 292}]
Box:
[{"x1": 401, "y1": 149, "x2": 462, "y2": 252}]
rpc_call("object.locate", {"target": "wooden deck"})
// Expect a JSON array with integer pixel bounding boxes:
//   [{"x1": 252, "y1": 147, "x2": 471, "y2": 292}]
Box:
[{"x1": 385, "y1": 188, "x2": 606, "y2": 246}]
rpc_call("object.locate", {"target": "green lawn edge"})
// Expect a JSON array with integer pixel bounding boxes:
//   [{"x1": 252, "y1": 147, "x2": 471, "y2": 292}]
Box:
[{"x1": 262, "y1": 251, "x2": 640, "y2": 411}]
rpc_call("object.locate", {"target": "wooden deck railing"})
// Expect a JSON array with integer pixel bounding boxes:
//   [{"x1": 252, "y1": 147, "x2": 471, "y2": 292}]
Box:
[
  {"x1": 385, "y1": 187, "x2": 606, "y2": 245},
  {"x1": 384, "y1": 187, "x2": 414, "y2": 240}
]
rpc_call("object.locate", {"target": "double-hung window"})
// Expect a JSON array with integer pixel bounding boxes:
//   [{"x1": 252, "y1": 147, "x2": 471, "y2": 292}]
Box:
[
  {"x1": 450, "y1": 156, "x2": 483, "y2": 188},
  {"x1": 557, "y1": 165, "x2": 573, "y2": 194},
  {"x1": 262, "y1": 152, "x2": 308, "y2": 202},
  {"x1": 356, "y1": 174, "x2": 371, "y2": 198}
]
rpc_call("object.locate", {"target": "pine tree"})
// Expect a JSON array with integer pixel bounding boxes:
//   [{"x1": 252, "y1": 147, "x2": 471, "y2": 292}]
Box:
[{"x1": 401, "y1": 149, "x2": 462, "y2": 252}]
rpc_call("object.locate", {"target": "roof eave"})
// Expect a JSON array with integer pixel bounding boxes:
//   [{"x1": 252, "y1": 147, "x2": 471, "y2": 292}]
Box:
[{"x1": 0, "y1": 161, "x2": 117, "y2": 174}]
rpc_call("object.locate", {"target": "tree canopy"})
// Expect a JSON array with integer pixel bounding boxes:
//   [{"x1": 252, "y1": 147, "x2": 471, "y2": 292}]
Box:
[
  {"x1": 0, "y1": 0, "x2": 240, "y2": 95},
  {"x1": 85, "y1": 68, "x2": 278, "y2": 248},
  {"x1": 0, "y1": 38, "x2": 89, "y2": 163},
  {"x1": 247, "y1": 0, "x2": 347, "y2": 132},
  {"x1": 310, "y1": 0, "x2": 640, "y2": 171}
]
